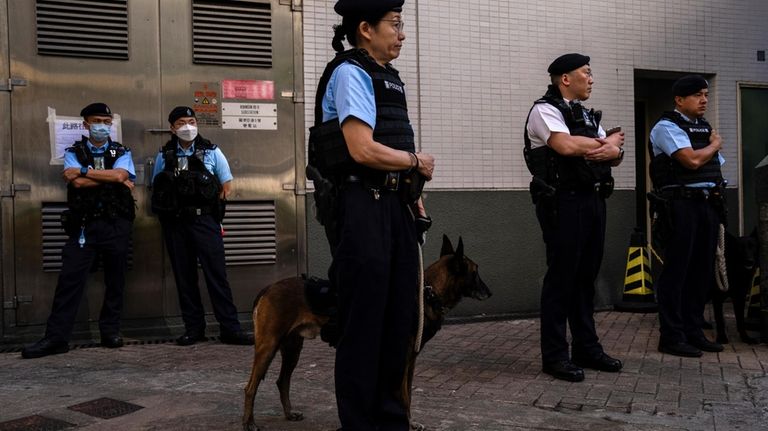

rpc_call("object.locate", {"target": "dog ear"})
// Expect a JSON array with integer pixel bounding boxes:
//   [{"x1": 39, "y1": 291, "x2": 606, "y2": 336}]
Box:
[
  {"x1": 449, "y1": 237, "x2": 467, "y2": 274},
  {"x1": 455, "y1": 237, "x2": 464, "y2": 259},
  {"x1": 440, "y1": 234, "x2": 454, "y2": 257}
]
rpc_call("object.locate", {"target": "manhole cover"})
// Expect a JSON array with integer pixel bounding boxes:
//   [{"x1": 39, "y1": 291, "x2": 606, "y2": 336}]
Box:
[
  {"x1": 67, "y1": 397, "x2": 143, "y2": 419},
  {"x1": 0, "y1": 415, "x2": 74, "y2": 431}
]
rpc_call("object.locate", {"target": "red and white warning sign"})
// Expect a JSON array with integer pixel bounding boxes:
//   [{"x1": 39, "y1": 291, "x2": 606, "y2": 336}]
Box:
[{"x1": 222, "y1": 80, "x2": 274, "y2": 100}]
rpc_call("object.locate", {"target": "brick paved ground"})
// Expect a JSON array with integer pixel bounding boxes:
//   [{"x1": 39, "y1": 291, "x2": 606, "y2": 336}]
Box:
[{"x1": 1, "y1": 308, "x2": 767, "y2": 430}]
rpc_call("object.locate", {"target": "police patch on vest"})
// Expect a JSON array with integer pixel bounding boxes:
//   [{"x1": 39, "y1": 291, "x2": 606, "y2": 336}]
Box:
[
  {"x1": 384, "y1": 80, "x2": 404, "y2": 94},
  {"x1": 688, "y1": 127, "x2": 709, "y2": 133}
]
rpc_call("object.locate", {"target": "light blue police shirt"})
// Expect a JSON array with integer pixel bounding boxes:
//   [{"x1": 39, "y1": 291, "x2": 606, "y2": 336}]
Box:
[
  {"x1": 321, "y1": 62, "x2": 376, "y2": 128},
  {"x1": 152, "y1": 142, "x2": 233, "y2": 183},
  {"x1": 649, "y1": 110, "x2": 725, "y2": 188},
  {"x1": 63, "y1": 138, "x2": 136, "y2": 180}
]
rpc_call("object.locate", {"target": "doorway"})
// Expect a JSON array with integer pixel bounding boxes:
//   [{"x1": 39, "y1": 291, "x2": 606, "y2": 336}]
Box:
[{"x1": 738, "y1": 85, "x2": 768, "y2": 234}]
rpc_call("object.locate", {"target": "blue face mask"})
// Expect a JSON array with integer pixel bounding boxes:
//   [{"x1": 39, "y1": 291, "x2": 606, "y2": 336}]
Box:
[{"x1": 88, "y1": 123, "x2": 111, "y2": 142}]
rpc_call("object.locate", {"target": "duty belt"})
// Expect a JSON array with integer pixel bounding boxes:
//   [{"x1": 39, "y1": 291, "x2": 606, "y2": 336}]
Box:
[
  {"x1": 558, "y1": 182, "x2": 603, "y2": 194},
  {"x1": 345, "y1": 172, "x2": 401, "y2": 192},
  {"x1": 659, "y1": 186, "x2": 722, "y2": 201}
]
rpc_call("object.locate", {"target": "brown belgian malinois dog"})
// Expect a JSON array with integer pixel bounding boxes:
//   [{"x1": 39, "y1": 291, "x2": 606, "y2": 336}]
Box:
[{"x1": 242, "y1": 235, "x2": 492, "y2": 431}]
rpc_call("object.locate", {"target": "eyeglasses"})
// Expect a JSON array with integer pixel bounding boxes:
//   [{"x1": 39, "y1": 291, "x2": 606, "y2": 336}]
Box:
[{"x1": 380, "y1": 19, "x2": 404, "y2": 33}]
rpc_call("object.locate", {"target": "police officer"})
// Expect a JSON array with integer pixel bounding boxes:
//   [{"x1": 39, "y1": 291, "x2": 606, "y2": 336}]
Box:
[
  {"x1": 524, "y1": 54, "x2": 625, "y2": 382},
  {"x1": 309, "y1": 0, "x2": 434, "y2": 429},
  {"x1": 22, "y1": 102, "x2": 135, "y2": 359},
  {"x1": 649, "y1": 75, "x2": 725, "y2": 357},
  {"x1": 151, "y1": 106, "x2": 252, "y2": 346}
]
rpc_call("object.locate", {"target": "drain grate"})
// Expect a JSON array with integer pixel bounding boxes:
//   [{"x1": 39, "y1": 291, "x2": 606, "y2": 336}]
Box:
[
  {"x1": 67, "y1": 397, "x2": 143, "y2": 419},
  {"x1": 0, "y1": 415, "x2": 74, "y2": 431}
]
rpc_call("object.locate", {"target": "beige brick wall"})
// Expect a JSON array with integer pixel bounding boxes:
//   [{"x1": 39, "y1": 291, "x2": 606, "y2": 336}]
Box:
[{"x1": 303, "y1": 0, "x2": 768, "y2": 190}]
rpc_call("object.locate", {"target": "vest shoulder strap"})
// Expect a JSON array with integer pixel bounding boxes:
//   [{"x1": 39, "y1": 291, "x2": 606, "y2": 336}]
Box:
[
  {"x1": 313, "y1": 49, "x2": 386, "y2": 126},
  {"x1": 67, "y1": 138, "x2": 92, "y2": 167},
  {"x1": 160, "y1": 137, "x2": 217, "y2": 171}
]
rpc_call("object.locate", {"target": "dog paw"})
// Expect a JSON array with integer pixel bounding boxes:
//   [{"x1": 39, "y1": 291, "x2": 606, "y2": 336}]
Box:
[
  {"x1": 242, "y1": 421, "x2": 260, "y2": 431},
  {"x1": 410, "y1": 422, "x2": 426, "y2": 430},
  {"x1": 285, "y1": 411, "x2": 304, "y2": 421}
]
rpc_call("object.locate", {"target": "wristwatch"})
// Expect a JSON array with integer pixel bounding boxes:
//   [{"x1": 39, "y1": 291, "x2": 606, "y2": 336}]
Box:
[
  {"x1": 617, "y1": 147, "x2": 625, "y2": 160},
  {"x1": 80, "y1": 166, "x2": 88, "y2": 176}
]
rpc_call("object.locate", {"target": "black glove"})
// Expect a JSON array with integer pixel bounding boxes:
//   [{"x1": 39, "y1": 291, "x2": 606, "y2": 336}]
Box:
[{"x1": 415, "y1": 215, "x2": 432, "y2": 245}]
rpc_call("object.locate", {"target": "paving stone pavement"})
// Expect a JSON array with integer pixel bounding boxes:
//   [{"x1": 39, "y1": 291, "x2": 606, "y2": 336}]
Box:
[{"x1": 1, "y1": 308, "x2": 768, "y2": 431}]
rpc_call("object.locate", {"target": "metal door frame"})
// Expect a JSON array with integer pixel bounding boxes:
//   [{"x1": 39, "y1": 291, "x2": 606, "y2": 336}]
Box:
[{"x1": 0, "y1": 0, "x2": 13, "y2": 340}]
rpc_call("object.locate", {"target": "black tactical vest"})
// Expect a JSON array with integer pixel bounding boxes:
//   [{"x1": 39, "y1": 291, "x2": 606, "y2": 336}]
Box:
[
  {"x1": 307, "y1": 49, "x2": 415, "y2": 179},
  {"x1": 66, "y1": 138, "x2": 135, "y2": 222},
  {"x1": 523, "y1": 86, "x2": 613, "y2": 189},
  {"x1": 151, "y1": 136, "x2": 223, "y2": 217},
  {"x1": 649, "y1": 111, "x2": 722, "y2": 189}
]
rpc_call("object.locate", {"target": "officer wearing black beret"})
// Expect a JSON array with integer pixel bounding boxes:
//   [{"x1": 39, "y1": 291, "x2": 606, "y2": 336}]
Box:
[
  {"x1": 524, "y1": 54, "x2": 625, "y2": 381},
  {"x1": 22, "y1": 102, "x2": 136, "y2": 358},
  {"x1": 151, "y1": 106, "x2": 252, "y2": 347},
  {"x1": 307, "y1": 0, "x2": 434, "y2": 429},
  {"x1": 649, "y1": 75, "x2": 725, "y2": 357}
]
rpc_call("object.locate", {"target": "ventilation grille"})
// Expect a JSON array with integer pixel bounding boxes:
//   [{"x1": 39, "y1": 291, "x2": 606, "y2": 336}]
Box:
[
  {"x1": 222, "y1": 201, "x2": 277, "y2": 266},
  {"x1": 41, "y1": 203, "x2": 132, "y2": 272},
  {"x1": 41, "y1": 201, "x2": 275, "y2": 271},
  {"x1": 192, "y1": 0, "x2": 272, "y2": 68},
  {"x1": 36, "y1": 0, "x2": 129, "y2": 60}
]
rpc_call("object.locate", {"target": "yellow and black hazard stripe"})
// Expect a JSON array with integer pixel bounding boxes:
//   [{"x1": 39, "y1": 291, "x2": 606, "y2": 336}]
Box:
[{"x1": 622, "y1": 246, "x2": 654, "y2": 301}]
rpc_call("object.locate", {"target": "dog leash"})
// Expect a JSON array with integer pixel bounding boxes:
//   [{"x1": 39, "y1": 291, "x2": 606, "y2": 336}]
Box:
[
  {"x1": 715, "y1": 223, "x2": 729, "y2": 292},
  {"x1": 415, "y1": 238, "x2": 426, "y2": 354},
  {"x1": 408, "y1": 204, "x2": 426, "y2": 354}
]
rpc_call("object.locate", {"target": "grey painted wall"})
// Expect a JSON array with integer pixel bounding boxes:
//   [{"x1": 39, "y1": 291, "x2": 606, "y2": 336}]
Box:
[{"x1": 307, "y1": 190, "x2": 638, "y2": 319}]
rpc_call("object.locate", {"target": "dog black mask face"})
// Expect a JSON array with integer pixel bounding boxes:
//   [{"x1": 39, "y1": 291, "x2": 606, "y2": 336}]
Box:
[{"x1": 439, "y1": 235, "x2": 492, "y2": 301}]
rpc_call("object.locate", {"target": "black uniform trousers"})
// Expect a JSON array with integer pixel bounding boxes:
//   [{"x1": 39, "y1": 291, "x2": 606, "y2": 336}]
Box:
[
  {"x1": 330, "y1": 183, "x2": 418, "y2": 431},
  {"x1": 45, "y1": 218, "x2": 131, "y2": 343},
  {"x1": 161, "y1": 214, "x2": 241, "y2": 336},
  {"x1": 656, "y1": 198, "x2": 718, "y2": 345},
  {"x1": 536, "y1": 189, "x2": 606, "y2": 364}
]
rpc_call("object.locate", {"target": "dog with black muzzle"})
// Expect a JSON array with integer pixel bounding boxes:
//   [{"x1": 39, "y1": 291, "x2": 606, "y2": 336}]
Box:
[
  {"x1": 242, "y1": 235, "x2": 492, "y2": 431},
  {"x1": 711, "y1": 229, "x2": 760, "y2": 345}
]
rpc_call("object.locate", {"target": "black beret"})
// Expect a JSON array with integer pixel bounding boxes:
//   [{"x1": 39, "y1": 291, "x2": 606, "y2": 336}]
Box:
[
  {"x1": 80, "y1": 102, "x2": 112, "y2": 118},
  {"x1": 547, "y1": 53, "x2": 591, "y2": 75},
  {"x1": 672, "y1": 75, "x2": 708, "y2": 97},
  {"x1": 334, "y1": 0, "x2": 403, "y2": 18},
  {"x1": 168, "y1": 106, "x2": 196, "y2": 124}
]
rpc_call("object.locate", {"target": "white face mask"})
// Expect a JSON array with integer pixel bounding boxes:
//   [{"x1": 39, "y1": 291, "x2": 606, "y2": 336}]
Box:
[{"x1": 175, "y1": 124, "x2": 198, "y2": 142}]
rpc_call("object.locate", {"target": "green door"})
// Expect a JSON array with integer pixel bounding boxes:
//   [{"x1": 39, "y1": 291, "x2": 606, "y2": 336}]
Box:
[{"x1": 740, "y1": 86, "x2": 768, "y2": 234}]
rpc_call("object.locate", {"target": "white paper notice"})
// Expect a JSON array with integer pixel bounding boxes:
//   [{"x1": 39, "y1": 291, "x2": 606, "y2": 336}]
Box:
[{"x1": 47, "y1": 107, "x2": 122, "y2": 165}]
